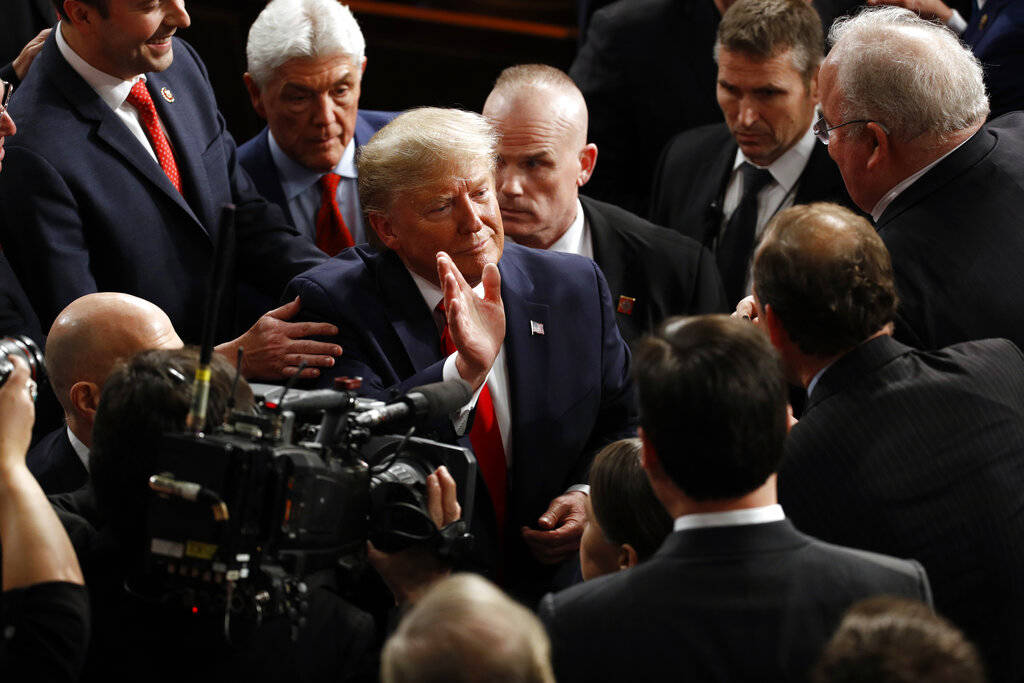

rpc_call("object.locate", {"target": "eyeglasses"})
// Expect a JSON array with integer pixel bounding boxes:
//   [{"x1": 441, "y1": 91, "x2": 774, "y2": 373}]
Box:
[
  {"x1": 813, "y1": 111, "x2": 888, "y2": 145},
  {"x1": 0, "y1": 80, "x2": 13, "y2": 120}
]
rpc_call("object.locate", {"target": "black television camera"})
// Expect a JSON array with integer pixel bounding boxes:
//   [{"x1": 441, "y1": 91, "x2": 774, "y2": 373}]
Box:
[{"x1": 142, "y1": 378, "x2": 477, "y2": 641}]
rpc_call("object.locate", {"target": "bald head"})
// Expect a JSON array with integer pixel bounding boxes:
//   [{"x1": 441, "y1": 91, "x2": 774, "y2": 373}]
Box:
[
  {"x1": 483, "y1": 65, "x2": 597, "y2": 250},
  {"x1": 46, "y1": 293, "x2": 183, "y2": 444},
  {"x1": 752, "y1": 203, "x2": 897, "y2": 357}
]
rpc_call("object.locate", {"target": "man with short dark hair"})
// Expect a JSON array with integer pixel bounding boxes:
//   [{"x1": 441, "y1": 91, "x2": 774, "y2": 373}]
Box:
[
  {"x1": 0, "y1": 0, "x2": 340, "y2": 381},
  {"x1": 650, "y1": 0, "x2": 858, "y2": 305},
  {"x1": 744, "y1": 201, "x2": 1024, "y2": 682},
  {"x1": 483, "y1": 64, "x2": 727, "y2": 344},
  {"x1": 539, "y1": 314, "x2": 930, "y2": 682}
]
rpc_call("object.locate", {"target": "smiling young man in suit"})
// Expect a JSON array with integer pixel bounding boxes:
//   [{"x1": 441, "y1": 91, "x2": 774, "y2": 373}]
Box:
[
  {"x1": 0, "y1": 0, "x2": 339, "y2": 381},
  {"x1": 285, "y1": 107, "x2": 637, "y2": 601},
  {"x1": 650, "y1": 0, "x2": 858, "y2": 306},
  {"x1": 482, "y1": 64, "x2": 727, "y2": 345}
]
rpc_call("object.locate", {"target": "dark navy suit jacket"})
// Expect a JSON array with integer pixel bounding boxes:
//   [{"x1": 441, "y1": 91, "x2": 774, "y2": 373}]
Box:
[
  {"x1": 780, "y1": 334, "x2": 1024, "y2": 682},
  {"x1": 0, "y1": 33, "x2": 325, "y2": 342},
  {"x1": 27, "y1": 427, "x2": 87, "y2": 496},
  {"x1": 284, "y1": 244, "x2": 637, "y2": 595},
  {"x1": 540, "y1": 520, "x2": 931, "y2": 682},
  {"x1": 962, "y1": 0, "x2": 1024, "y2": 118},
  {"x1": 237, "y1": 110, "x2": 396, "y2": 227}
]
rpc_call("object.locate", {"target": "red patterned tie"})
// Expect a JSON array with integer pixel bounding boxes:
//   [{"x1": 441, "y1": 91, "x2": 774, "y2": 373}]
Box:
[
  {"x1": 315, "y1": 173, "x2": 355, "y2": 256},
  {"x1": 437, "y1": 301, "x2": 508, "y2": 534},
  {"x1": 125, "y1": 80, "x2": 182, "y2": 193}
]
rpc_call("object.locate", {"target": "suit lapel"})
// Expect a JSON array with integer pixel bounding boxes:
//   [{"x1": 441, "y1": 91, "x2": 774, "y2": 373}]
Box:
[
  {"x1": 374, "y1": 251, "x2": 444, "y2": 373},
  {"x1": 353, "y1": 111, "x2": 376, "y2": 148},
  {"x1": 876, "y1": 127, "x2": 993, "y2": 230},
  {"x1": 700, "y1": 142, "x2": 737, "y2": 246},
  {"x1": 147, "y1": 71, "x2": 212, "y2": 234},
  {"x1": 499, "y1": 247, "x2": 550, "y2": 483},
  {"x1": 794, "y1": 141, "x2": 843, "y2": 204},
  {"x1": 805, "y1": 335, "x2": 911, "y2": 411},
  {"x1": 42, "y1": 38, "x2": 206, "y2": 234}
]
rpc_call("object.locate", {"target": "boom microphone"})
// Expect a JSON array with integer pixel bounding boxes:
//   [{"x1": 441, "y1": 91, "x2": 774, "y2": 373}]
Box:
[{"x1": 354, "y1": 379, "x2": 473, "y2": 429}]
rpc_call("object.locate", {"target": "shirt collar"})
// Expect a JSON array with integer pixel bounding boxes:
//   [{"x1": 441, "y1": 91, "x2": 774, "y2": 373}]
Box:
[
  {"x1": 870, "y1": 136, "x2": 971, "y2": 222},
  {"x1": 546, "y1": 199, "x2": 587, "y2": 255},
  {"x1": 673, "y1": 504, "x2": 785, "y2": 532},
  {"x1": 806, "y1": 357, "x2": 839, "y2": 399},
  {"x1": 408, "y1": 266, "x2": 485, "y2": 316},
  {"x1": 56, "y1": 21, "x2": 145, "y2": 112},
  {"x1": 733, "y1": 125, "x2": 817, "y2": 194},
  {"x1": 268, "y1": 130, "x2": 357, "y2": 202},
  {"x1": 66, "y1": 425, "x2": 91, "y2": 472}
]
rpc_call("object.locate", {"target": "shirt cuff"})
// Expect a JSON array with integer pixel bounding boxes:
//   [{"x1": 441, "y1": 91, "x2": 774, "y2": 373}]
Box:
[
  {"x1": 565, "y1": 484, "x2": 591, "y2": 496},
  {"x1": 947, "y1": 9, "x2": 967, "y2": 34},
  {"x1": 443, "y1": 352, "x2": 483, "y2": 435}
]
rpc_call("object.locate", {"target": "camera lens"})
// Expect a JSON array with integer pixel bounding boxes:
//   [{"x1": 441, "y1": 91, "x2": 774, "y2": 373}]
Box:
[{"x1": 0, "y1": 335, "x2": 45, "y2": 387}]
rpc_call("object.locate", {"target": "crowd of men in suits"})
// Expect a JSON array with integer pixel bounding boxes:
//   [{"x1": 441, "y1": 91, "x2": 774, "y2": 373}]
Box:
[{"x1": 0, "y1": 0, "x2": 1023, "y2": 680}]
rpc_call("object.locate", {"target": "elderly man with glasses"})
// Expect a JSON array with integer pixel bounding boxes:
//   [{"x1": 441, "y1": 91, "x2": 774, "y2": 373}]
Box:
[{"x1": 817, "y1": 5, "x2": 1024, "y2": 352}]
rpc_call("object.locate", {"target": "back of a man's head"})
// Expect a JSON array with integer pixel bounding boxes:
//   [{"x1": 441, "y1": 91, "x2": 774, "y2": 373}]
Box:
[
  {"x1": 753, "y1": 202, "x2": 897, "y2": 357},
  {"x1": 813, "y1": 597, "x2": 986, "y2": 683},
  {"x1": 633, "y1": 315, "x2": 788, "y2": 501},
  {"x1": 825, "y1": 6, "x2": 988, "y2": 143},
  {"x1": 716, "y1": 0, "x2": 824, "y2": 86},
  {"x1": 382, "y1": 573, "x2": 555, "y2": 683},
  {"x1": 90, "y1": 347, "x2": 247, "y2": 550}
]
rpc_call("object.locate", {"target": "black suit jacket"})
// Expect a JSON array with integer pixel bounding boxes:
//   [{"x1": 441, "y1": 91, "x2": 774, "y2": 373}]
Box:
[
  {"x1": 649, "y1": 122, "x2": 858, "y2": 247},
  {"x1": 539, "y1": 519, "x2": 930, "y2": 682},
  {"x1": 570, "y1": 0, "x2": 723, "y2": 215},
  {"x1": 582, "y1": 195, "x2": 727, "y2": 344},
  {"x1": 780, "y1": 334, "x2": 1024, "y2": 682},
  {"x1": 27, "y1": 427, "x2": 87, "y2": 496},
  {"x1": 0, "y1": 251, "x2": 43, "y2": 346},
  {"x1": 877, "y1": 113, "x2": 1024, "y2": 352}
]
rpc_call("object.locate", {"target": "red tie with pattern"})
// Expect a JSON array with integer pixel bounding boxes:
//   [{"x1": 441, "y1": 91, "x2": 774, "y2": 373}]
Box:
[
  {"x1": 437, "y1": 301, "x2": 508, "y2": 534},
  {"x1": 125, "y1": 80, "x2": 182, "y2": 193},
  {"x1": 315, "y1": 173, "x2": 356, "y2": 256}
]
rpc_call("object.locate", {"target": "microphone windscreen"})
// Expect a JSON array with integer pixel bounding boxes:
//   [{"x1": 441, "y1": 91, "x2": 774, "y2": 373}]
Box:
[{"x1": 411, "y1": 379, "x2": 473, "y2": 420}]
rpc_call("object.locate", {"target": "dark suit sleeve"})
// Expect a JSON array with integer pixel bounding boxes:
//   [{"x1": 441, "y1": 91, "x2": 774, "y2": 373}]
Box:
[
  {"x1": 690, "y1": 244, "x2": 729, "y2": 314},
  {"x1": 284, "y1": 273, "x2": 447, "y2": 399},
  {"x1": 0, "y1": 146, "x2": 96, "y2": 326}
]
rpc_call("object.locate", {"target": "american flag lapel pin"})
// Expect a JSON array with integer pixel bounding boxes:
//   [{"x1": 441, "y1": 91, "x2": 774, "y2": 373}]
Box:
[{"x1": 530, "y1": 320, "x2": 545, "y2": 336}]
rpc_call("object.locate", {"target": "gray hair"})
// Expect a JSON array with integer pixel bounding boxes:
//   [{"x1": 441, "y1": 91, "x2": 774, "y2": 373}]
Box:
[
  {"x1": 714, "y1": 0, "x2": 824, "y2": 86},
  {"x1": 246, "y1": 0, "x2": 366, "y2": 88},
  {"x1": 358, "y1": 108, "x2": 499, "y2": 216},
  {"x1": 381, "y1": 574, "x2": 556, "y2": 683},
  {"x1": 827, "y1": 6, "x2": 989, "y2": 143}
]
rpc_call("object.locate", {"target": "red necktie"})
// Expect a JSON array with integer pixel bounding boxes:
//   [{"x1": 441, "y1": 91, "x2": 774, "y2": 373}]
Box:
[
  {"x1": 437, "y1": 302, "x2": 508, "y2": 534},
  {"x1": 125, "y1": 80, "x2": 182, "y2": 193},
  {"x1": 315, "y1": 173, "x2": 355, "y2": 256}
]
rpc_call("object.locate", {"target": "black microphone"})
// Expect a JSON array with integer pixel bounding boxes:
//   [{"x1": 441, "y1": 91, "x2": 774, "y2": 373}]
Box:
[{"x1": 354, "y1": 379, "x2": 473, "y2": 429}]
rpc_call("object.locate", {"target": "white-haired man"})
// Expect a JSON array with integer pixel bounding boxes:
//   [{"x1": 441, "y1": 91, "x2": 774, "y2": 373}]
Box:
[
  {"x1": 239, "y1": 0, "x2": 395, "y2": 255},
  {"x1": 818, "y1": 6, "x2": 1024, "y2": 351},
  {"x1": 285, "y1": 108, "x2": 637, "y2": 602}
]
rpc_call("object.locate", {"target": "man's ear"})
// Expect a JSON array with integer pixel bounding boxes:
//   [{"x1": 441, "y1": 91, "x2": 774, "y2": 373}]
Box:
[
  {"x1": 68, "y1": 381, "x2": 101, "y2": 422},
  {"x1": 617, "y1": 543, "x2": 639, "y2": 571},
  {"x1": 760, "y1": 303, "x2": 789, "y2": 352},
  {"x1": 360, "y1": 57, "x2": 368, "y2": 77},
  {"x1": 864, "y1": 121, "x2": 891, "y2": 172},
  {"x1": 368, "y1": 212, "x2": 399, "y2": 250},
  {"x1": 62, "y1": 1, "x2": 96, "y2": 30},
  {"x1": 243, "y1": 73, "x2": 267, "y2": 120},
  {"x1": 807, "y1": 67, "x2": 820, "y2": 104},
  {"x1": 639, "y1": 428, "x2": 662, "y2": 478},
  {"x1": 577, "y1": 143, "x2": 598, "y2": 187}
]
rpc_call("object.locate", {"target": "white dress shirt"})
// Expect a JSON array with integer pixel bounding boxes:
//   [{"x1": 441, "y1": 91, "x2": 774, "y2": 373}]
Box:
[
  {"x1": 267, "y1": 131, "x2": 366, "y2": 244},
  {"x1": 55, "y1": 22, "x2": 172, "y2": 165},
  {"x1": 67, "y1": 426, "x2": 91, "y2": 473},
  {"x1": 673, "y1": 503, "x2": 785, "y2": 532},
  {"x1": 545, "y1": 200, "x2": 594, "y2": 259}
]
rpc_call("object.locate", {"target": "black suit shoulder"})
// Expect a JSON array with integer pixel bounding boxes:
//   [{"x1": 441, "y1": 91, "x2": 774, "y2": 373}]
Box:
[{"x1": 583, "y1": 196, "x2": 727, "y2": 343}]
